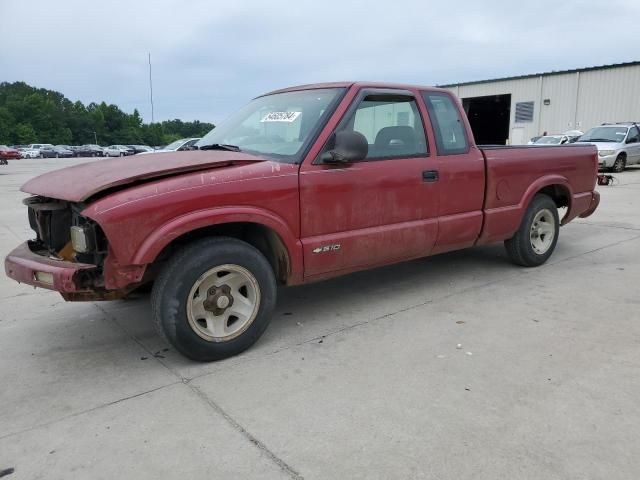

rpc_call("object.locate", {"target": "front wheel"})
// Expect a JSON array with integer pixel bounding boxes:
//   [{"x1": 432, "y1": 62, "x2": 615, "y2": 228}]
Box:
[
  {"x1": 151, "y1": 237, "x2": 277, "y2": 361},
  {"x1": 611, "y1": 154, "x2": 626, "y2": 173},
  {"x1": 505, "y1": 194, "x2": 559, "y2": 267}
]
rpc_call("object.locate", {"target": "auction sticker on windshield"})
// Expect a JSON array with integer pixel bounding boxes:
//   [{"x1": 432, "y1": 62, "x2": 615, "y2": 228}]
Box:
[{"x1": 261, "y1": 111, "x2": 301, "y2": 122}]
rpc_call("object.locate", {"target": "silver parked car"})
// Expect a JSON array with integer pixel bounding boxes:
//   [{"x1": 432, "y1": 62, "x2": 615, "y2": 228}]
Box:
[
  {"x1": 532, "y1": 135, "x2": 570, "y2": 145},
  {"x1": 139, "y1": 138, "x2": 200, "y2": 154},
  {"x1": 575, "y1": 123, "x2": 640, "y2": 172},
  {"x1": 103, "y1": 145, "x2": 134, "y2": 157}
]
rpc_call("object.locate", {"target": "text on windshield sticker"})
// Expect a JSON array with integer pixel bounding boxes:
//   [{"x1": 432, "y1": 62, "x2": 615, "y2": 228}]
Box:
[{"x1": 261, "y1": 112, "x2": 301, "y2": 123}]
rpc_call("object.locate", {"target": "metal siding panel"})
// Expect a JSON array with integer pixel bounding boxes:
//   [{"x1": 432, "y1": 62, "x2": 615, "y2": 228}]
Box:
[
  {"x1": 539, "y1": 72, "x2": 579, "y2": 134},
  {"x1": 446, "y1": 64, "x2": 640, "y2": 143},
  {"x1": 577, "y1": 66, "x2": 640, "y2": 130}
]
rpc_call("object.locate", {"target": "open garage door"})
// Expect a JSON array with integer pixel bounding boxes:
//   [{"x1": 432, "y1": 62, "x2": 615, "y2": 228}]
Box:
[{"x1": 462, "y1": 94, "x2": 511, "y2": 145}]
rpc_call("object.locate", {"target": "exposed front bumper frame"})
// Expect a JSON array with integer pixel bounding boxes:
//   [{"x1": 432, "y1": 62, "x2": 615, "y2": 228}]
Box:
[{"x1": 4, "y1": 242, "x2": 96, "y2": 292}]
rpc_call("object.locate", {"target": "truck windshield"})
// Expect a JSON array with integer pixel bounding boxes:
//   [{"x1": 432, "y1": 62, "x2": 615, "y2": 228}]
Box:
[
  {"x1": 197, "y1": 88, "x2": 345, "y2": 163},
  {"x1": 577, "y1": 127, "x2": 628, "y2": 143}
]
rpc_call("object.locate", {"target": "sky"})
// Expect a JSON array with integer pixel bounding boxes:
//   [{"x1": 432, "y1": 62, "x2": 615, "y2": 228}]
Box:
[{"x1": 2, "y1": 0, "x2": 639, "y2": 125}]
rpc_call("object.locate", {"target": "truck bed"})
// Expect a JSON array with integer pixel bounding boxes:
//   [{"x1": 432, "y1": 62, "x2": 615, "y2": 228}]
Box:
[{"x1": 477, "y1": 144, "x2": 598, "y2": 244}]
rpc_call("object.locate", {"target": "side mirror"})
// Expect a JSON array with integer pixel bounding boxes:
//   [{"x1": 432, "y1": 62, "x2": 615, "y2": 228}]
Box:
[
  {"x1": 321, "y1": 130, "x2": 368, "y2": 164},
  {"x1": 626, "y1": 137, "x2": 638, "y2": 144}
]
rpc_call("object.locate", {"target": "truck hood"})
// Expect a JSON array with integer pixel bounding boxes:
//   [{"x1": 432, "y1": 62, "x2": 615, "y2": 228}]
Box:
[{"x1": 21, "y1": 150, "x2": 266, "y2": 202}]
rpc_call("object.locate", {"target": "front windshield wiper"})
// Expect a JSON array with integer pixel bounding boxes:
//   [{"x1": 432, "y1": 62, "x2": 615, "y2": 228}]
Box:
[
  {"x1": 198, "y1": 143, "x2": 241, "y2": 152},
  {"x1": 581, "y1": 138, "x2": 615, "y2": 142}
]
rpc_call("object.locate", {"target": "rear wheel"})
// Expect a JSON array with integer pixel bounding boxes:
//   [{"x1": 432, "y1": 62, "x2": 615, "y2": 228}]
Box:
[
  {"x1": 505, "y1": 194, "x2": 559, "y2": 267},
  {"x1": 611, "y1": 154, "x2": 626, "y2": 173},
  {"x1": 151, "y1": 237, "x2": 277, "y2": 361}
]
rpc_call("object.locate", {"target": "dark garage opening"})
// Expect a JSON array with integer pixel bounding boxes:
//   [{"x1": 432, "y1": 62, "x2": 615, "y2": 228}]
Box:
[{"x1": 462, "y1": 94, "x2": 511, "y2": 145}]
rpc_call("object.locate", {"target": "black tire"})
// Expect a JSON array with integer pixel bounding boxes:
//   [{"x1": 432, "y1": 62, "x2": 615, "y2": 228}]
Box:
[
  {"x1": 611, "y1": 154, "x2": 626, "y2": 173},
  {"x1": 151, "y1": 237, "x2": 277, "y2": 361},
  {"x1": 504, "y1": 194, "x2": 559, "y2": 267}
]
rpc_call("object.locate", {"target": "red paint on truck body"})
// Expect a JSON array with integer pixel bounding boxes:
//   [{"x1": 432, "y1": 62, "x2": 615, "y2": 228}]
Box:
[{"x1": 5, "y1": 82, "x2": 599, "y2": 295}]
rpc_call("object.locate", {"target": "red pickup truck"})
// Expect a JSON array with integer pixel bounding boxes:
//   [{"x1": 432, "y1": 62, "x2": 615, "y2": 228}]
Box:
[{"x1": 5, "y1": 82, "x2": 600, "y2": 361}]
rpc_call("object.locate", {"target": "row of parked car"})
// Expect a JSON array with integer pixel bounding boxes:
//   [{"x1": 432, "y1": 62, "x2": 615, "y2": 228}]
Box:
[
  {"x1": 1, "y1": 138, "x2": 202, "y2": 161},
  {"x1": 528, "y1": 122, "x2": 640, "y2": 172}
]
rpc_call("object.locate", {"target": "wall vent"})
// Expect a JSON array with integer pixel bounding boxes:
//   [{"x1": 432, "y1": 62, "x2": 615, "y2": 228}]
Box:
[{"x1": 515, "y1": 101, "x2": 534, "y2": 123}]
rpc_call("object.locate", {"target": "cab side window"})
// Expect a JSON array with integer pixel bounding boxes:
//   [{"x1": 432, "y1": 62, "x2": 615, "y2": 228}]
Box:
[
  {"x1": 422, "y1": 92, "x2": 469, "y2": 155},
  {"x1": 342, "y1": 94, "x2": 428, "y2": 160},
  {"x1": 627, "y1": 126, "x2": 640, "y2": 143}
]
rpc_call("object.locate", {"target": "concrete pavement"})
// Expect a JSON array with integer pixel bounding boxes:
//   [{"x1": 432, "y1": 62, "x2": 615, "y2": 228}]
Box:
[{"x1": 1, "y1": 158, "x2": 639, "y2": 479}]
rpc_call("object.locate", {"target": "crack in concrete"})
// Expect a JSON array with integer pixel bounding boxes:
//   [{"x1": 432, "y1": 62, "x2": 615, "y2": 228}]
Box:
[
  {"x1": 0, "y1": 382, "x2": 181, "y2": 441},
  {"x1": 92, "y1": 302, "x2": 185, "y2": 381},
  {"x1": 188, "y1": 383, "x2": 304, "y2": 480},
  {"x1": 92, "y1": 302, "x2": 304, "y2": 479},
  {"x1": 574, "y1": 221, "x2": 640, "y2": 232}
]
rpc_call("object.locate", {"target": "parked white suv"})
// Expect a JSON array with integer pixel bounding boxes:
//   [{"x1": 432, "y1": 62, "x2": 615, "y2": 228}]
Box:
[
  {"x1": 26, "y1": 144, "x2": 54, "y2": 157},
  {"x1": 575, "y1": 123, "x2": 640, "y2": 172},
  {"x1": 19, "y1": 148, "x2": 40, "y2": 159}
]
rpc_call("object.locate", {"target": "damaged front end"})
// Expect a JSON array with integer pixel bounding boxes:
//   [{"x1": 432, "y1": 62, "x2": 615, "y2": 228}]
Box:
[
  {"x1": 25, "y1": 195, "x2": 107, "y2": 269},
  {"x1": 5, "y1": 196, "x2": 140, "y2": 300}
]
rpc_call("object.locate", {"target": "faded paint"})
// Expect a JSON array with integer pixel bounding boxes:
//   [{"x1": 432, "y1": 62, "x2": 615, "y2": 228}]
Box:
[
  {"x1": 21, "y1": 150, "x2": 265, "y2": 202},
  {"x1": 5, "y1": 82, "x2": 600, "y2": 298}
]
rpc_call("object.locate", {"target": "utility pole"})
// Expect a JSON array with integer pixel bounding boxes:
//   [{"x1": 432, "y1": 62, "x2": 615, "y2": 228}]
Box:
[
  {"x1": 148, "y1": 53, "x2": 155, "y2": 124},
  {"x1": 93, "y1": 131, "x2": 98, "y2": 145}
]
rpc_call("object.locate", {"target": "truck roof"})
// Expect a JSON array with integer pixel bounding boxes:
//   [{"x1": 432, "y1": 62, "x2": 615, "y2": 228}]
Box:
[{"x1": 263, "y1": 81, "x2": 449, "y2": 96}]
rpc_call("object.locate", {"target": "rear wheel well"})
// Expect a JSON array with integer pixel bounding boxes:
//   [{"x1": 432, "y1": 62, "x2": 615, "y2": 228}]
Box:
[
  {"x1": 154, "y1": 222, "x2": 290, "y2": 285},
  {"x1": 537, "y1": 185, "x2": 570, "y2": 209}
]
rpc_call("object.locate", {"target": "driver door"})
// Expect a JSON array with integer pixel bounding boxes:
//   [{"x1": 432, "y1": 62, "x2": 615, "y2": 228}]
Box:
[{"x1": 299, "y1": 88, "x2": 440, "y2": 278}]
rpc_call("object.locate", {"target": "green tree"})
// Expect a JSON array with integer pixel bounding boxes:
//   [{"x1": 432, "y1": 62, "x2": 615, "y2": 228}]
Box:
[
  {"x1": 14, "y1": 123, "x2": 37, "y2": 144},
  {"x1": 0, "y1": 81, "x2": 215, "y2": 147},
  {"x1": 0, "y1": 107, "x2": 14, "y2": 143}
]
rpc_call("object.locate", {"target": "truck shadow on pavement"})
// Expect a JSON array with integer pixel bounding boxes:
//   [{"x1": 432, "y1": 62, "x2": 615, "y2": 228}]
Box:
[{"x1": 104, "y1": 243, "x2": 511, "y2": 360}]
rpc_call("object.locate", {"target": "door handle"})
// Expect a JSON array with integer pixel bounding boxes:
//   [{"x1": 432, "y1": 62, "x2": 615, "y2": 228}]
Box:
[{"x1": 422, "y1": 170, "x2": 439, "y2": 182}]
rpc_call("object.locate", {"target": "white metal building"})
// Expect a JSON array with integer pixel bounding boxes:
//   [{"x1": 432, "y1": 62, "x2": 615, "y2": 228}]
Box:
[{"x1": 440, "y1": 61, "x2": 640, "y2": 145}]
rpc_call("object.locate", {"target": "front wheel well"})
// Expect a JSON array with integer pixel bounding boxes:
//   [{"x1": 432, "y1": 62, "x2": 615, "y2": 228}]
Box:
[{"x1": 154, "y1": 222, "x2": 291, "y2": 285}]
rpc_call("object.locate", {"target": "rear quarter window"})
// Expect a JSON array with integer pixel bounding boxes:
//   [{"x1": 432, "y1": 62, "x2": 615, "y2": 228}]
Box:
[{"x1": 422, "y1": 92, "x2": 469, "y2": 155}]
